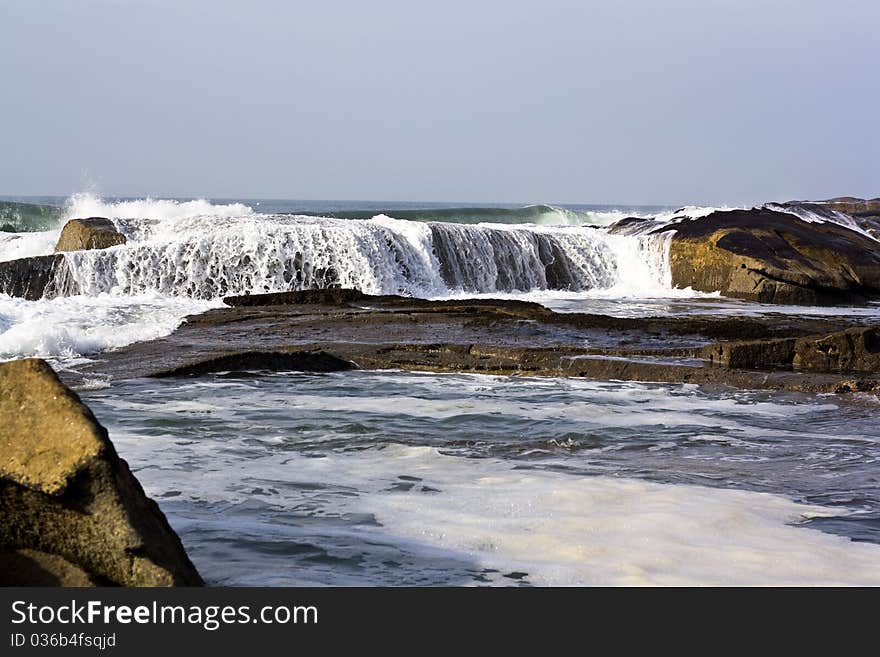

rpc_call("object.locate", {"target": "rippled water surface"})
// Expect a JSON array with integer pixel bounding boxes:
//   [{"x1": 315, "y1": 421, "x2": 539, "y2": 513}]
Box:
[{"x1": 82, "y1": 371, "x2": 880, "y2": 586}]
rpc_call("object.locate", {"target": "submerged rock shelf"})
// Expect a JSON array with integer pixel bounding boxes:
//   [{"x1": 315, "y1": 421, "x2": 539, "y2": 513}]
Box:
[{"x1": 76, "y1": 289, "x2": 880, "y2": 394}]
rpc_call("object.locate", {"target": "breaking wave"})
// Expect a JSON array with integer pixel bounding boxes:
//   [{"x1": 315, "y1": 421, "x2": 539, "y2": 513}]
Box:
[
  {"x1": 57, "y1": 212, "x2": 676, "y2": 299},
  {"x1": 295, "y1": 204, "x2": 634, "y2": 226}
]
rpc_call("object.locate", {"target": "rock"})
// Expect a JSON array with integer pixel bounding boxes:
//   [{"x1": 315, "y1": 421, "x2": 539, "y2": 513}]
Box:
[
  {"x1": 781, "y1": 197, "x2": 880, "y2": 219},
  {"x1": 75, "y1": 289, "x2": 880, "y2": 395},
  {"x1": 0, "y1": 549, "x2": 97, "y2": 586},
  {"x1": 153, "y1": 350, "x2": 357, "y2": 377},
  {"x1": 701, "y1": 338, "x2": 796, "y2": 370},
  {"x1": 817, "y1": 197, "x2": 880, "y2": 219},
  {"x1": 794, "y1": 326, "x2": 880, "y2": 373},
  {"x1": 0, "y1": 358, "x2": 203, "y2": 586},
  {"x1": 664, "y1": 208, "x2": 880, "y2": 305},
  {"x1": 225, "y1": 288, "x2": 377, "y2": 307},
  {"x1": 779, "y1": 199, "x2": 880, "y2": 240},
  {"x1": 606, "y1": 216, "x2": 656, "y2": 235},
  {"x1": 855, "y1": 217, "x2": 880, "y2": 241},
  {"x1": 699, "y1": 326, "x2": 880, "y2": 373},
  {"x1": 54, "y1": 217, "x2": 126, "y2": 252},
  {"x1": 0, "y1": 254, "x2": 76, "y2": 300}
]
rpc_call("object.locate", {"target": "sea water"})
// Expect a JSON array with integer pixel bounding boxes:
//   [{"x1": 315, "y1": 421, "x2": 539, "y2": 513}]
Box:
[
  {"x1": 82, "y1": 370, "x2": 880, "y2": 586},
  {"x1": 3, "y1": 194, "x2": 878, "y2": 363},
  {"x1": 3, "y1": 194, "x2": 880, "y2": 585}
]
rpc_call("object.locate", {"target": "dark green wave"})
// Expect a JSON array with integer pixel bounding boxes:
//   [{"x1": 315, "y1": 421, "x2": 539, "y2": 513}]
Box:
[
  {"x1": 0, "y1": 201, "x2": 63, "y2": 232},
  {"x1": 292, "y1": 204, "x2": 590, "y2": 225}
]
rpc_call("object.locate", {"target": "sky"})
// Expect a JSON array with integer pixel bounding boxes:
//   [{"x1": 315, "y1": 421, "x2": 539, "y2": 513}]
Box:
[{"x1": 1, "y1": 0, "x2": 878, "y2": 205}]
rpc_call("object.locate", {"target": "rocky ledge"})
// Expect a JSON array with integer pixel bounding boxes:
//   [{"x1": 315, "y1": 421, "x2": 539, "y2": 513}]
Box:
[
  {"x1": 76, "y1": 289, "x2": 880, "y2": 395},
  {"x1": 0, "y1": 358, "x2": 203, "y2": 586},
  {"x1": 662, "y1": 207, "x2": 880, "y2": 305}
]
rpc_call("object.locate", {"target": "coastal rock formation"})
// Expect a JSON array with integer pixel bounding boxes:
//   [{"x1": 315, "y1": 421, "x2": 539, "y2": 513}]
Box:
[
  {"x1": 0, "y1": 549, "x2": 97, "y2": 586},
  {"x1": 701, "y1": 327, "x2": 880, "y2": 373},
  {"x1": 794, "y1": 326, "x2": 880, "y2": 373},
  {"x1": 701, "y1": 338, "x2": 796, "y2": 370},
  {"x1": 0, "y1": 253, "x2": 74, "y2": 300},
  {"x1": 813, "y1": 197, "x2": 880, "y2": 219},
  {"x1": 55, "y1": 217, "x2": 126, "y2": 252},
  {"x1": 779, "y1": 198, "x2": 880, "y2": 240},
  {"x1": 821, "y1": 198, "x2": 880, "y2": 239},
  {"x1": 75, "y1": 289, "x2": 880, "y2": 395},
  {"x1": 155, "y1": 350, "x2": 357, "y2": 377},
  {"x1": 665, "y1": 208, "x2": 880, "y2": 305},
  {"x1": 0, "y1": 358, "x2": 203, "y2": 586}
]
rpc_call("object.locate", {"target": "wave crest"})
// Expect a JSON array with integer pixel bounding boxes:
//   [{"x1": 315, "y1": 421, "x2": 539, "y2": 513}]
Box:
[{"x1": 64, "y1": 193, "x2": 255, "y2": 222}]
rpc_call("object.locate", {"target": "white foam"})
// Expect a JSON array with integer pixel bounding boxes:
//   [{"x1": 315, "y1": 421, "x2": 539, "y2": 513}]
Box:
[
  {"x1": 651, "y1": 205, "x2": 743, "y2": 224},
  {"x1": 354, "y1": 446, "x2": 880, "y2": 586},
  {"x1": 541, "y1": 207, "x2": 632, "y2": 227},
  {"x1": 1, "y1": 195, "x2": 706, "y2": 304},
  {"x1": 0, "y1": 292, "x2": 220, "y2": 362},
  {"x1": 0, "y1": 229, "x2": 62, "y2": 262},
  {"x1": 600, "y1": 230, "x2": 674, "y2": 295},
  {"x1": 766, "y1": 202, "x2": 879, "y2": 241},
  {"x1": 557, "y1": 205, "x2": 738, "y2": 228},
  {"x1": 0, "y1": 194, "x2": 256, "y2": 263},
  {"x1": 267, "y1": 379, "x2": 833, "y2": 444},
  {"x1": 64, "y1": 193, "x2": 254, "y2": 222},
  {"x1": 58, "y1": 212, "x2": 679, "y2": 299},
  {"x1": 114, "y1": 434, "x2": 880, "y2": 586}
]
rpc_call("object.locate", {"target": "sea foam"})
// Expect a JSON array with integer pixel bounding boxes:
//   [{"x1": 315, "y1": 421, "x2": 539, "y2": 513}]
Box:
[
  {"x1": 358, "y1": 445, "x2": 880, "y2": 586},
  {"x1": 64, "y1": 193, "x2": 255, "y2": 223},
  {"x1": 0, "y1": 292, "x2": 219, "y2": 362}
]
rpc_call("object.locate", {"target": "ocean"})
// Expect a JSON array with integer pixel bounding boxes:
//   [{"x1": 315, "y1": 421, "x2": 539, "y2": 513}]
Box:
[{"x1": 2, "y1": 194, "x2": 879, "y2": 585}]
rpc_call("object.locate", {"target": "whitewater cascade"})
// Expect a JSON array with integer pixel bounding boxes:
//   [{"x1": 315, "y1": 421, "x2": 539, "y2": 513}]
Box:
[{"x1": 55, "y1": 213, "x2": 676, "y2": 300}]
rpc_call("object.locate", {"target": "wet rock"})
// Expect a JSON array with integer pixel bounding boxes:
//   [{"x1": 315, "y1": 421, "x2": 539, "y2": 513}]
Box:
[
  {"x1": 780, "y1": 199, "x2": 880, "y2": 240},
  {"x1": 700, "y1": 326, "x2": 880, "y2": 373},
  {"x1": 0, "y1": 358, "x2": 203, "y2": 586},
  {"x1": 701, "y1": 338, "x2": 796, "y2": 370},
  {"x1": 794, "y1": 326, "x2": 880, "y2": 373},
  {"x1": 153, "y1": 350, "x2": 357, "y2": 377},
  {"x1": 0, "y1": 253, "x2": 75, "y2": 300},
  {"x1": 55, "y1": 217, "x2": 126, "y2": 252},
  {"x1": 76, "y1": 289, "x2": 880, "y2": 395},
  {"x1": 665, "y1": 208, "x2": 880, "y2": 305},
  {"x1": 225, "y1": 288, "x2": 377, "y2": 307},
  {"x1": 606, "y1": 216, "x2": 656, "y2": 235},
  {"x1": 814, "y1": 197, "x2": 880, "y2": 219}
]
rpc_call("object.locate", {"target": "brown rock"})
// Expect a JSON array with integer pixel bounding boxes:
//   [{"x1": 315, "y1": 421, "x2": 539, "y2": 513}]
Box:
[
  {"x1": 54, "y1": 217, "x2": 125, "y2": 252},
  {"x1": 818, "y1": 197, "x2": 880, "y2": 219},
  {"x1": 664, "y1": 208, "x2": 880, "y2": 305},
  {"x1": 0, "y1": 358, "x2": 203, "y2": 586},
  {"x1": 701, "y1": 338, "x2": 796, "y2": 370},
  {"x1": 699, "y1": 326, "x2": 880, "y2": 373},
  {"x1": 794, "y1": 326, "x2": 880, "y2": 372},
  {"x1": 0, "y1": 549, "x2": 97, "y2": 586}
]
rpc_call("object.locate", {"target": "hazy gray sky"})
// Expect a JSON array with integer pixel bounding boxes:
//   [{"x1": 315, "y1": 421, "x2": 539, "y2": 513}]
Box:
[{"x1": 1, "y1": 0, "x2": 877, "y2": 204}]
